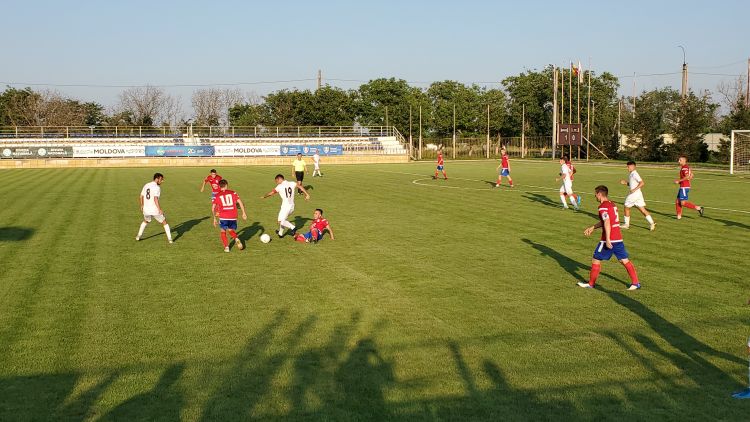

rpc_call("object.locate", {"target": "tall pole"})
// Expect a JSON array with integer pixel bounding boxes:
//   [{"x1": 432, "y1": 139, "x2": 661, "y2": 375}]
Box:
[
  {"x1": 577, "y1": 61, "x2": 581, "y2": 160},
  {"x1": 746, "y1": 58, "x2": 750, "y2": 107},
  {"x1": 617, "y1": 98, "x2": 622, "y2": 150},
  {"x1": 552, "y1": 66, "x2": 558, "y2": 160},
  {"x1": 385, "y1": 106, "x2": 389, "y2": 128},
  {"x1": 568, "y1": 62, "x2": 573, "y2": 125},
  {"x1": 418, "y1": 105, "x2": 423, "y2": 160},
  {"x1": 561, "y1": 66, "x2": 565, "y2": 125},
  {"x1": 486, "y1": 103, "x2": 490, "y2": 159},
  {"x1": 317, "y1": 69, "x2": 322, "y2": 90},
  {"x1": 586, "y1": 68, "x2": 591, "y2": 161},
  {"x1": 632, "y1": 73, "x2": 637, "y2": 118},
  {"x1": 679, "y1": 45, "x2": 688, "y2": 98},
  {"x1": 409, "y1": 105, "x2": 413, "y2": 159},
  {"x1": 452, "y1": 103, "x2": 457, "y2": 159},
  {"x1": 521, "y1": 103, "x2": 526, "y2": 159}
]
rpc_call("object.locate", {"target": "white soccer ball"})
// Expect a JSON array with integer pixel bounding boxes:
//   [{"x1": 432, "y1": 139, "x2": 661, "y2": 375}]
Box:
[{"x1": 260, "y1": 233, "x2": 271, "y2": 243}]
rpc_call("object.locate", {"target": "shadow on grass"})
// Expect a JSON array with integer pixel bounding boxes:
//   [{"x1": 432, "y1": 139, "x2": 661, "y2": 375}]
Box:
[
  {"x1": 172, "y1": 216, "x2": 209, "y2": 241},
  {"x1": 99, "y1": 364, "x2": 185, "y2": 421},
  {"x1": 293, "y1": 215, "x2": 311, "y2": 229},
  {"x1": 237, "y1": 222, "x2": 264, "y2": 242},
  {"x1": 522, "y1": 238, "x2": 622, "y2": 285},
  {"x1": 600, "y1": 287, "x2": 746, "y2": 394},
  {"x1": 0, "y1": 226, "x2": 34, "y2": 241},
  {"x1": 703, "y1": 216, "x2": 750, "y2": 230}
]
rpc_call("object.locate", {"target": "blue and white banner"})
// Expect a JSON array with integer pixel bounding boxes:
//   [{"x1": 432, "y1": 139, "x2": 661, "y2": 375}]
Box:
[
  {"x1": 73, "y1": 145, "x2": 145, "y2": 158},
  {"x1": 145, "y1": 145, "x2": 215, "y2": 157},
  {"x1": 280, "y1": 145, "x2": 343, "y2": 156},
  {"x1": 213, "y1": 145, "x2": 280, "y2": 157}
]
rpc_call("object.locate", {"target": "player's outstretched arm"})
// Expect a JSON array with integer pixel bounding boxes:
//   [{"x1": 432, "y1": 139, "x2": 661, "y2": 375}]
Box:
[
  {"x1": 261, "y1": 190, "x2": 278, "y2": 199},
  {"x1": 211, "y1": 203, "x2": 218, "y2": 227},
  {"x1": 297, "y1": 184, "x2": 311, "y2": 200},
  {"x1": 200, "y1": 180, "x2": 206, "y2": 192},
  {"x1": 237, "y1": 199, "x2": 248, "y2": 220},
  {"x1": 139, "y1": 195, "x2": 144, "y2": 211},
  {"x1": 326, "y1": 224, "x2": 335, "y2": 240}
]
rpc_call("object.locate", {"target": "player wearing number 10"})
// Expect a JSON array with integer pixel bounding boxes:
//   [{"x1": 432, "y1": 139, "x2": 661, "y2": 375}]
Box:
[
  {"x1": 136, "y1": 173, "x2": 173, "y2": 243},
  {"x1": 261, "y1": 174, "x2": 310, "y2": 238},
  {"x1": 212, "y1": 179, "x2": 247, "y2": 252},
  {"x1": 577, "y1": 185, "x2": 641, "y2": 291}
]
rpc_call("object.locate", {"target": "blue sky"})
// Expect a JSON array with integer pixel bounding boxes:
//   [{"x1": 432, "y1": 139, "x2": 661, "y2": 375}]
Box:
[{"x1": 2, "y1": 0, "x2": 748, "y2": 111}]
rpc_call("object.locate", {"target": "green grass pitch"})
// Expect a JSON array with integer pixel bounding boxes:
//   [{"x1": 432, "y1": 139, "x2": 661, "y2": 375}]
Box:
[{"x1": 0, "y1": 160, "x2": 749, "y2": 421}]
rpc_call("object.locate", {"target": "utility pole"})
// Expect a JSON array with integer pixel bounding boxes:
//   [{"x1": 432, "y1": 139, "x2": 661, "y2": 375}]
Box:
[
  {"x1": 317, "y1": 69, "x2": 322, "y2": 90},
  {"x1": 418, "y1": 105, "x2": 423, "y2": 160},
  {"x1": 385, "y1": 106, "x2": 389, "y2": 127},
  {"x1": 552, "y1": 66, "x2": 558, "y2": 160},
  {"x1": 452, "y1": 103, "x2": 457, "y2": 159},
  {"x1": 632, "y1": 73, "x2": 636, "y2": 118},
  {"x1": 521, "y1": 103, "x2": 526, "y2": 158},
  {"x1": 409, "y1": 105, "x2": 413, "y2": 159},
  {"x1": 617, "y1": 98, "x2": 622, "y2": 150},
  {"x1": 486, "y1": 104, "x2": 490, "y2": 159},
  {"x1": 569, "y1": 62, "x2": 573, "y2": 125},
  {"x1": 746, "y1": 58, "x2": 750, "y2": 107},
  {"x1": 679, "y1": 45, "x2": 688, "y2": 98},
  {"x1": 586, "y1": 67, "x2": 591, "y2": 161}
]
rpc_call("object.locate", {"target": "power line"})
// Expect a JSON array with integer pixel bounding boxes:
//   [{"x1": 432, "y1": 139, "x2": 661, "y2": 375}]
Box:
[{"x1": 0, "y1": 79, "x2": 318, "y2": 88}]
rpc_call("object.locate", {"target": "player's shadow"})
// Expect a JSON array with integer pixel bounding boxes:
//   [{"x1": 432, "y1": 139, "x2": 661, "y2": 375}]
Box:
[
  {"x1": 0, "y1": 227, "x2": 34, "y2": 241},
  {"x1": 172, "y1": 216, "x2": 210, "y2": 241},
  {"x1": 703, "y1": 216, "x2": 750, "y2": 230},
  {"x1": 99, "y1": 363, "x2": 185, "y2": 421},
  {"x1": 521, "y1": 238, "x2": 623, "y2": 285},
  {"x1": 237, "y1": 222, "x2": 264, "y2": 242},
  {"x1": 522, "y1": 193, "x2": 561, "y2": 208},
  {"x1": 599, "y1": 286, "x2": 746, "y2": 392},
  {"x1": 293, "y1": 216, "x2": 311, "y2": 229}
]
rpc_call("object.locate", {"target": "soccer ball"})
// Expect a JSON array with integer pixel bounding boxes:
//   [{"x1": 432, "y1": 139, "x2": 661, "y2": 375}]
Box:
[{"x1": 260, "y1": 233, "x2": 271, "y2": 243}]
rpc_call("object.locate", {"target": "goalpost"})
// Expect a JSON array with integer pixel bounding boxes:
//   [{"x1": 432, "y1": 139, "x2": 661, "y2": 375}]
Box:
[{"x1": 731, "y1": 130, "x2": 750, "y2": 174}]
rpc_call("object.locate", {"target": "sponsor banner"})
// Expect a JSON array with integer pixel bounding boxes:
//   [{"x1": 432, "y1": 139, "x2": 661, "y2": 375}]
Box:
[
  {"x1": 73, "y1": 146, "x2": 145, "y2": 158},
  {"x1": 1, "y1": 146, "x2": 73, "y2": 159},
  {"x1": 145, "y1": 145, "x2": 215, "y2": 157},
  {"x1": 213, "y1": 145, "x2": 281, "y2": 157},
  {"x1": 280, "y1": 144, "x2": 343, "y2": 156}
]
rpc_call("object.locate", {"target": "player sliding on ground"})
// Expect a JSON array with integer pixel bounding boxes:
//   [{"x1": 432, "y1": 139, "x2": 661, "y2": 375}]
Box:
[
  {"x1": 619, "y1": 161, "x2": 655, "y2": 231},
  {"x1": 495, "y1": 148, "x2": 514, "y2": 188},
  {"x1": 212, "y1": 179, "x2": 247, "y2": 252},
  {"x1": 578, "y1": 185, "x2": 641, "y2": 291},
  {"x1": 200, "y1": 169, "x2": 222, "y2": 214},
  {"x1": 675, "y1": 155, "x2": 705, "y2": 219},
  {"x1": 556, "y1": 156, "x2": 580, "y2": 210},
  {"x1": 261, "y1": 174, "x2": 310, "y2": 238},
  {"x1": 433, "y1": 147, "x2": 447, "y2": 180},
  {"x1": 294, "y1": 208, "x2": 335, "y2": 243},
  {"x1": 136, "y1": 172, "x2": 173, "y2": 243}
]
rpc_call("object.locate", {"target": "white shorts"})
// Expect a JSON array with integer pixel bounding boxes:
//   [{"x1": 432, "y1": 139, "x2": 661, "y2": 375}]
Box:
[
  {"x1": 559, "y1": 181, "x2": 573, "y2": 195},
  {"x1": 144, "y1": 213, "x2": 165, "y2": 223},
  {"x1": 314, "y1": 163, "x2": 320, "y2": 170},
  {"x1": 624, "y1": 193, "x2": 646, "y2": 208},
  {"x1": 278, "y1": 204, "x2": 294, "y2": 222}
]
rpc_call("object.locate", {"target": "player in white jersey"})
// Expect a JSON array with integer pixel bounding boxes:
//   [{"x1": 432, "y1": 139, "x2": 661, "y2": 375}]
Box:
[
  {"x1": 555, "y1": 156, "x2": 579, "y2": 210},
  {"x1": 312, "y1": 152, "x2": 322, "y2": 177},
  {"x1": 136, "y1": 172, "x2": 173, "y2": 243},
  {"x1": 261, "y1": 174, "x2": 310, "y2": 238},
  {"x1": 619, "y1": 161, "x2": 656, "y2": 231}
]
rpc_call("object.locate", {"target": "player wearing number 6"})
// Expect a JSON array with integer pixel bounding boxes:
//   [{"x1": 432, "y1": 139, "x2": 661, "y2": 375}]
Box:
[
  {"x1": 136, "y1": 173, "x2": 173, "y2": 243},
  {"x1": 261, "y1": 174, "x2": 310, "y2": 238},
  {"x1": 577, "y1": 185, "x2": 641, "y2": 291},
  {"x1": 212, "y1": 179, "x2": 247, "y2": 252}
]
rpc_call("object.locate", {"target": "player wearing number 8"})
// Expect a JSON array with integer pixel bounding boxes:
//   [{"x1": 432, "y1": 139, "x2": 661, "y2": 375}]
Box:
[
  {"x1": 261, "y1": 174, "x2": 310, "y2": 238},
  {"x1": 136, "y1": 173, "x2": 173, "y2": 243},
  {"x1": 212, "y1": 179, "x2": 247, "y2": 252},
  {"x1": 577, "y1": 185, "x2": 641, "y2": 291}
]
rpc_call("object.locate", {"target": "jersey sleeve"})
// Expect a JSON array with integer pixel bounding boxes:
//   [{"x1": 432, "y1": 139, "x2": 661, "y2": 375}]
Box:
[
  {"x1": 633, "y1": 171, "x2": 642, "y2": 183},
  {"x1": 140, "y1": 185, "x2": 147, "y2": 197},
  {"x1": 153, "y1": 186, "x2": 160, "y2": 198},
  {"x1": 274, "y1": 185, "x2": 283, "y2": 194}
]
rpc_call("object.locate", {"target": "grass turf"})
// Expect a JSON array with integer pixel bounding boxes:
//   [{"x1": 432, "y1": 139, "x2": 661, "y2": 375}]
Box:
[{"x1": 0, "y1": 160, "x2": 748, "y2": 421}]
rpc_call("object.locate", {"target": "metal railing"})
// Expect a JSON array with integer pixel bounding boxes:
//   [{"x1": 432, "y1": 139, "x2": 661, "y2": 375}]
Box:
[
  {"x1": 0, "y1": 125, "x2": 398, "y2": 139},
  {"x1": 417, "y1": 136, "x2": 554, "y2": 160}
]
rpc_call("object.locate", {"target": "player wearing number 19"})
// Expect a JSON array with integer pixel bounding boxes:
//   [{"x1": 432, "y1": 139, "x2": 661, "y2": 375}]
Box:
[
  {"x1": 212, "y1": 179, "x2": 247, "y2": 252},
  {"x1": 577, "y1": 185, "x2": 641, "y2": 291},
  {"x1": 136, "y1": 173, "x2": 173, "y2": 243},
  {"x1": 261, "y1": 174, "x2": 310, "y2": 238}
]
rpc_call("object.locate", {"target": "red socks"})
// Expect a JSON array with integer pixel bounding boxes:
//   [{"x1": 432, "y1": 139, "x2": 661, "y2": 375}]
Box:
[
  {"x1": 228, "y1": 230, "x2": 238, "y2": 239},
  {"x1": 624, "y1": 261, "x2": 639, "y2": 284},
  {"x1": 683, "y1": 201, "x2": 697, "y2": 210},
  {"x1": 220, "y1": 232, "x2": 228, "y2": 247},
  {"x1": 588, "y1": 263, "x2": 601, "y2": 287},
  {"x1": 675, "y1": 200, "x2": 682, "y2": 216}
]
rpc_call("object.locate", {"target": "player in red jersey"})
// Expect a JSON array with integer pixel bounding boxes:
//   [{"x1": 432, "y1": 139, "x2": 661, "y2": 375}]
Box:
[
  {"x1": 674, "y1": 155, "x2": 704, "y2": 219},
  {"x1": 201, "y1": 169, "x2": 223, "y2": 213},
  {"x1": 578, "y1": 185, "x2": 641, "y2": 290},
  {"x1": 211, "y1": 179, "x2": 248, "y2": 252},
  {"x1": 495, "y1": 148, "x2": 514, "y2": 187},
  {"x1": 433, "y1": 147, "x2": 447, "y2": 180},
  {"x1": 294, "y1": 208, "x2": 335, "y2": 243}
]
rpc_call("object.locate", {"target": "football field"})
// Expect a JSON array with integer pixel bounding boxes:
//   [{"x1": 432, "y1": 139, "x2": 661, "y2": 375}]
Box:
[{"x1": 0, "y1": 160, "x2": 748, "y2": 421}]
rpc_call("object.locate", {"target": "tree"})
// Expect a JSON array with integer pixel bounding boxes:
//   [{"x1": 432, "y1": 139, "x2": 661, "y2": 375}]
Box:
[
  {"x1": 116, "y1": 85, "x2": 182, "y2": 127},
  {"x1": 668, "y1": 90, "x2": 718, "y2": 162},
  {"x1": 621, "y1": 88, "x2": 679, "y2": 161},
  {"x1": 502, "y1": 67, "x2": 554, "y2": 137},
  {"x1": 426, "y1": 81, "x2": 484, "y2": 137},
  {"x1": 192, "y1": 88, "x2": 244, "y2": 126},
  {"x1": 357, "y1": 78, "x2": 420, "y2": 133}
]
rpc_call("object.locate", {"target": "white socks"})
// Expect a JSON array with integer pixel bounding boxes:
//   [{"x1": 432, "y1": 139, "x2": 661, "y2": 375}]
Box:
[
  {"x1": 569, "y1": 196, "x2": 577, "y2": 208},
  {"x1": 624, "y1": 216, "x2": 631, "y2": 226},
  {"x1": 560, "y1": 195, "x2": 568, "y2": 208},
  {"x1": 281, "y1": 221, "x2": 295, "y2": 230},
  {"x1": 163, "y1": 224, "x2": 172, "y2": 241},
  {"x1": 645, "y1": 215, "x2": 654, "y2": 225},
  {"x1": 138, "y1": 222, "x2": 147, "y2": 238}
]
